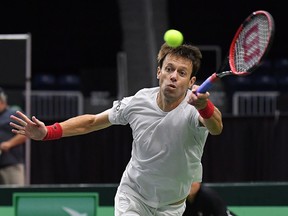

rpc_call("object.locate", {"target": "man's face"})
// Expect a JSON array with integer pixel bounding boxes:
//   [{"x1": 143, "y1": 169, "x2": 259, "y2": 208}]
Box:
[
  {"x1": 0, "y1": 100, "x2": 6, "y2": 112},
  {"x1": 157, "y1": 54, "x2": 195, "y2": 101}
]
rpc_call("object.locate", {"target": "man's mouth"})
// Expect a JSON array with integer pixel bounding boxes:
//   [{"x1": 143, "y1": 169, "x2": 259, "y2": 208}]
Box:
[{"x1": 167, "y1": 84, "x2": 176, "y2": 88}]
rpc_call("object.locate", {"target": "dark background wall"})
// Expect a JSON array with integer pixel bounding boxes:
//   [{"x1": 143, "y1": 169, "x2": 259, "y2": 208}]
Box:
[
  {"x1": 0, "y1": 1, "x2": 122, "y2": 97},
  {"x1": 168, "y1": 1, "x2": 286, "y2": 61},
  {"x1": 0, "y1": 1, "x2": 286, "y2": 92},
  {"x1": 0, "y1": 1, "x2": 287, "y2": 184}
]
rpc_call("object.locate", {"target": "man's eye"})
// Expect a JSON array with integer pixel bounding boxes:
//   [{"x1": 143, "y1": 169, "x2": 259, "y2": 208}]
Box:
[
  {"x1": 165, "y1": 66, "x2": 173, "y2": 72},
  {"x1": 179, "y1": 71, "x2": 186, "y2": 76}
]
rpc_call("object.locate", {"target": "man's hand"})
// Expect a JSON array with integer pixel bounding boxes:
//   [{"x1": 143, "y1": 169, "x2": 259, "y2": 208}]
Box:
[
  {"x1": 10, "y1": 111, "x2": 47, "y2": 141},
  {"x1": 187, "y1": 85, "x2": 210, "y2": 110}
]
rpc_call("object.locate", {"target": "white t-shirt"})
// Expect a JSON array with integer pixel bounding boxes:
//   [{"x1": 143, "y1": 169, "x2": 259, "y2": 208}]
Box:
[{"x1": 108, "y1": 87, "x2": 209, "y2": 208}]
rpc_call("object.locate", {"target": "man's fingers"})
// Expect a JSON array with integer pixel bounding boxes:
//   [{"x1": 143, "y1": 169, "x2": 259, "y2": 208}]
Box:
[
  {"x1": 31, "y1": 116, "x2": 43, "y2": 126},
  {"x1": 10, "y1": 122, "x2": 25, "y2": 130},
  {"x1": 15, "y1": 111, "x2": 34, "y2": 124},
  {"x1": 10, "y1": 111, "x2": 39, "y2": 127},
  {"x1": 11, "y1": 128, "x2": 22, "y2": 135}
]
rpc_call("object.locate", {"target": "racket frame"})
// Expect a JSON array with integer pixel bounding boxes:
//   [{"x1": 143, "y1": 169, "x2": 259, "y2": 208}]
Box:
[{"x1": 196, "y1": 10, "x2": 275, "y2": 94}]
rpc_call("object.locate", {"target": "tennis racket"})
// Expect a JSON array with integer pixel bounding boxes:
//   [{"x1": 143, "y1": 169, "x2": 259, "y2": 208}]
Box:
[{"x1": 196, "y1": 10, "x2": 275, "y2": 93}]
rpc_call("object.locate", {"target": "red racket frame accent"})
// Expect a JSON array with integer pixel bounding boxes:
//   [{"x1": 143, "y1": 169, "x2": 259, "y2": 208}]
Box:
[{"x1": 229, "y1": 10, "x2": 275, "y2": 75}]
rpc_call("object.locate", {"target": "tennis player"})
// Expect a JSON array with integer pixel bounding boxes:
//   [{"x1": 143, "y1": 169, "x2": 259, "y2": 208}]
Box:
[{"x1": 10, "y1": 42, "x2": 223, "y2": 215}]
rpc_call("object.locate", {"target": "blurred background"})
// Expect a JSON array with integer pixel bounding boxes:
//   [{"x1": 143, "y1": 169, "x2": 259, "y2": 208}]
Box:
[{"x1": 0, "y1": 0, "x2": 287, "y2": 185}]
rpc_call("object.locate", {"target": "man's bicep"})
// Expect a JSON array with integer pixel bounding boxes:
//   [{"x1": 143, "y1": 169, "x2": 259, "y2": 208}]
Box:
[{"x1": 97, "y1": 109, "x2": 113, "y2": 128}]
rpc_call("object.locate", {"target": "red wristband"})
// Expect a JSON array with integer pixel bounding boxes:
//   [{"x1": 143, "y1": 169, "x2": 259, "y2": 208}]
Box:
[
  {"x1": 198, "y1": 100, "x2": 214, "y2": 119},
  {"x1": 43, "y1": 123, "x2": 63, "y2": 141}
]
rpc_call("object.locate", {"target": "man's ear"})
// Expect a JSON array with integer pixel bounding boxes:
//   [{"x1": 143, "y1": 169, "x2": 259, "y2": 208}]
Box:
[
  {"x1": 189, "y1": 76, "x2": 196, "y2": 89},
  {"x1": 157, "y1": 66, "x2": 161, "y2": 79}
]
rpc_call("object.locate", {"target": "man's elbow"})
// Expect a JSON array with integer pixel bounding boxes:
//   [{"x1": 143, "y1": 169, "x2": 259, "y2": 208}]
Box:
[{"x1": 210, "y1": 124, "x2": 223, "y2": 135}]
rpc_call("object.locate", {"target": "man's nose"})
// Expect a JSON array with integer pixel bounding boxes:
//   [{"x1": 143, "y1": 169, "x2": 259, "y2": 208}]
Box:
[{"x1": 170, "y1": 70, "x2": 178, "y2": 80}]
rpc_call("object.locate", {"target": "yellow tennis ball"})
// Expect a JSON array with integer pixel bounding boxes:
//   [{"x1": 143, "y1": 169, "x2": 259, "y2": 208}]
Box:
[{"x1": 164, "y1": 29, "x2": 184, "y2": 47}]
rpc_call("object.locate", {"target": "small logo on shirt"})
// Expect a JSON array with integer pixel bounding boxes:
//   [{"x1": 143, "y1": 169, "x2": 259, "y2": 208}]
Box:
[{"x1": 116, "y1": 100, "x2": 122, "y2": 111}]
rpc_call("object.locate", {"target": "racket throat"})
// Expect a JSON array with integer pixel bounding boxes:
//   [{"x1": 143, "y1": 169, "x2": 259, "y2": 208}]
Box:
[
  {"x1": 217, "y1": 71, "x2": 233, "y2": 78},
  {"x1": 211, "y1": 72, "x2": 221, "y2": 81}
]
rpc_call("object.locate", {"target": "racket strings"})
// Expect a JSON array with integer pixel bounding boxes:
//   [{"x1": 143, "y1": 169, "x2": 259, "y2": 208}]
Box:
[{"x1": 234, "y1": 14, "x2": 272, "y2": 72}]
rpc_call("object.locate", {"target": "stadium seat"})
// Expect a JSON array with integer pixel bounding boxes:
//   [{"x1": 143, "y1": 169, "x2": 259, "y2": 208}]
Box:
[
  {"x1": 251, "y1": 59, "x2": 277, "y2": 91},
  {"x1": 274, "y1": 58, "x2": 288, "y2": 92},
  {"x1": 32, "y1": 73, "x2": 56, "y2": 90},
  {"x1": 57, "y1": 74, "x2": 81, "y2": 90}
]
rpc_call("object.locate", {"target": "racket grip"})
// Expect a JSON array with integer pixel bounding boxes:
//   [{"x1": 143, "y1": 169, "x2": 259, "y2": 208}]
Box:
[{"x1": 196, "y1": 73, "x2": 218, "y2": 94}]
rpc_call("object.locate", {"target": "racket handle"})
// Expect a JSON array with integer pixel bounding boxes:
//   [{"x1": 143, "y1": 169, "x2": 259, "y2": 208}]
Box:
[{"x1": 196, "y1": 73, "x2": 218, "y2": 94}]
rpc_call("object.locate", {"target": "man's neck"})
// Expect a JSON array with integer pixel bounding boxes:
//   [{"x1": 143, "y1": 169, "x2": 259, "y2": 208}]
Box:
[{"x1": 156, "y1": 93, "x2": 184, "y2": 112}]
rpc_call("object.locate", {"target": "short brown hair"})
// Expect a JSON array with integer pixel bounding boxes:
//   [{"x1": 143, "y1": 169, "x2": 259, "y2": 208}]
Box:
[{"x1": 157, "y1": 43, "x2": 202, "y2": 77}]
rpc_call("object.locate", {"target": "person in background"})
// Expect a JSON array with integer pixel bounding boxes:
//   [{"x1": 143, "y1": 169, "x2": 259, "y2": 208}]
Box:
[
  {"x1": 183, "y1": 182, "x2": 236, "y2": 216},
  {"x1": 10, "y1": 42, "x2": 223, "y2": 215},
  {"x1": 0, "y1": 87, "x2": 26, "y2": 185}
]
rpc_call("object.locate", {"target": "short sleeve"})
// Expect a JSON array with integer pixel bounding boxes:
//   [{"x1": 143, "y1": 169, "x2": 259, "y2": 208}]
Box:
[{"x1": 108, "y1": 96, "x2": 132, "y2": 125}]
